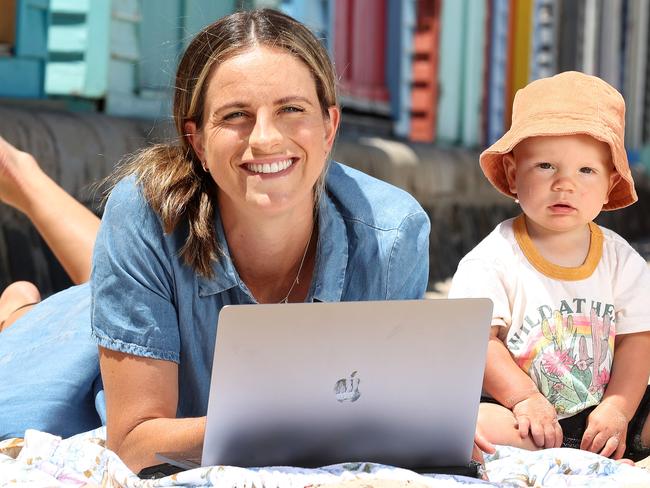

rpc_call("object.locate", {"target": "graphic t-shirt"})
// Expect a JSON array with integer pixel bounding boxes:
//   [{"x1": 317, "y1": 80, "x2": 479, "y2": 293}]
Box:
[{"x1": 449, "y1": 215, "x2": 650, "y2": 418}]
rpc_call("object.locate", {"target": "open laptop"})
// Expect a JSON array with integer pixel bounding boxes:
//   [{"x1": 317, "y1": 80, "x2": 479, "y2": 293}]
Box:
[{"x1": 156, "y1": 298, "x2": 492, "y2": 475}]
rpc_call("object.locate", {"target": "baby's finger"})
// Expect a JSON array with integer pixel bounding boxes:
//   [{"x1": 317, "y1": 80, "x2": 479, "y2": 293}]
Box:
[
  {"x1": 587, "y1": 432, "x2": 609, "y2": 455},
  {"x1": 554, "y1": 420, "x2": 563, "y2": 448},
  {"x1": 580, "y1": 427, "x2": 596, "y2": 451},
  {"x1": 544, "y1": 422, "x2": 557, "y2": 448},
  {"x1": 517, "y1": 416, "x2": 530, "y2": 439},
  {"x1": 599, "y1": 435, "x2": 621, "y2": 459},
  {"x1": 529, "y1": 421, "x2": 546, "y2": 448},
  {"x1": 613, "y1": 438, "x2": 627, "y2": 460}
]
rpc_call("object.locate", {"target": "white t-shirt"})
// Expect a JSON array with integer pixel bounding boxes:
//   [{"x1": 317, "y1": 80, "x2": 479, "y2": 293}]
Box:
[{"x1": 449, "y1": 215, "x2": 650, "y2": 418}]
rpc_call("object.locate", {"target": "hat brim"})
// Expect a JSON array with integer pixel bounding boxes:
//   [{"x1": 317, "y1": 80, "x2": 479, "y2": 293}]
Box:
[{"x1": 479, "y1": 116, "x2": 637, "y2": 211}]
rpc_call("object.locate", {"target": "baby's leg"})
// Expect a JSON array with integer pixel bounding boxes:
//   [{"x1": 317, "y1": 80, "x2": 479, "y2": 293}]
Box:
[
  {"x1": 478, "y1": 402, "x2": 541, "y2": 451},
  {"x1": 0, "y1": 136, "x2": 100, "y2": 284},
  {"x1": 0, "y1": 281, "x2": 41, "y2": 332}
]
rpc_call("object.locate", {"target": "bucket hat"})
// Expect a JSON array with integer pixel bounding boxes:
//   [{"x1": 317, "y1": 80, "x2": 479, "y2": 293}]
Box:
[{"x1": 479, "y1": 71, "x2": 637, "y2": 210}]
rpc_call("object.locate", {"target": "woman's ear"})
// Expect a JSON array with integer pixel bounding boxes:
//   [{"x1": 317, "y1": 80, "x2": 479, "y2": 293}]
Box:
[
  {"x1": 184, "y1": 121, "x2": 205, "y2": 163},
  {"x1": 503, "y1": 153, "x2": 518, "y2": 195},
  {"x1": 324, "y1": 106, "x2": 341, "y2": 152}
]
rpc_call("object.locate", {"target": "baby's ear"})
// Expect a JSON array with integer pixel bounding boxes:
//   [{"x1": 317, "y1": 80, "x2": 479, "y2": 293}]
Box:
[
  {"x1": 604, "y1": 170, "x2": 621, "y2": 204},
  {"x1": 503, "y1": 153, "x2": 517, "y2": 195}
]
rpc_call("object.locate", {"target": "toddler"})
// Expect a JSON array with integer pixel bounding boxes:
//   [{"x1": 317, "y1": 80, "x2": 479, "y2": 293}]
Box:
[{"x1": 450, "y1": 71, "x2": 650, "y2": 461}]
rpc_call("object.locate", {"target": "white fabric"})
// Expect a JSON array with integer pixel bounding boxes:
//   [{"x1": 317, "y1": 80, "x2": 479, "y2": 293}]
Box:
[
  {"x1": 3, "y1": 428, "x2": 650, "y2": 487},
  {"x1": 449, "y1": 218, "x2": 650, "y2": 417}
]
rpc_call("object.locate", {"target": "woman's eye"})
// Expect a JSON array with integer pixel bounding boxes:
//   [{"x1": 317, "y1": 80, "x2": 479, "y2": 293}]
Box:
[
  {"x1": 281, "y1": 106, "x2": 304, "y2": 114},
  {"x1": 223, "y1": 111, "x2": 246, "y2": 121}
]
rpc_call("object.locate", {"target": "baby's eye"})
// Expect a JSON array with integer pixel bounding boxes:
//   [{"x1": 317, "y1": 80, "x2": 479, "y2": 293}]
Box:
[
  {"x1": 537, "y1": 162, "x2": 553, "y2": 170},
  {"x1": 579, "y1": 167, "x2": 595, "y2": 174}
]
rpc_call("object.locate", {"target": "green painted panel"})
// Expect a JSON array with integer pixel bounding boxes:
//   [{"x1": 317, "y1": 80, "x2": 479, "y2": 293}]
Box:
[
  {"x1": 48, "y1": 23, "x2": 87, "y2": 53},
  {"x1": 45, "y1": 60, "x2": 86, "y2": 94},
  {"x1": 108, "y1": 58, "x2": 136, "y2": 94},
  {"x1": 461, "y1": 0, "x2": 485, "y2": 148},
  {"x1": 83, "y1": 0, "x2": 110, "y2": 96},
  {"x1": 139, "y1": 0, "x2": 182, "y2": 91},
  {"x1": 50, "y1": 0, "x2": 89, "y2": 14},
  {"x1": 111, "y1": 17, "x2": 139, "y2": 61},
  {"x1": 183, "y1": 0, "x2": 238, "y2": 45},
  {"x1": 15, "y1": 0, "x2": 50, "y2": 58},
  {"x1": 0, "y1": 58, "x2": 44, "y2": 97},
  {"x1": 436, "y1": 0, "x2": 466, "y2": 144},
  {"x1": 112, "y1": 0, "x2": 140, "y2": 21}
]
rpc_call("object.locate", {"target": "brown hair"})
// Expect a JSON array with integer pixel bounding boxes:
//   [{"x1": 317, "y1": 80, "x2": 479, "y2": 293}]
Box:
[{"x1": 111, "y1": 9, "x2": 339, "y2": 277}]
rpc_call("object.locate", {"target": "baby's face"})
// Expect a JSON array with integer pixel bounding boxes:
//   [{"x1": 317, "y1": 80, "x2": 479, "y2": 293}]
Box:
[{"x1": 504, "y1": 134, "x2": 619, "y2": 237}]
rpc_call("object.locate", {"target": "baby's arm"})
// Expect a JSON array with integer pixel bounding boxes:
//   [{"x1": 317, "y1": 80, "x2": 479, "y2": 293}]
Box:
[
  {"x1": 581, "y1": 331, "x2": 650, "y2": 459},
  {"x1": 484, "y1": 326, "x2": 563, "y2": 448}
]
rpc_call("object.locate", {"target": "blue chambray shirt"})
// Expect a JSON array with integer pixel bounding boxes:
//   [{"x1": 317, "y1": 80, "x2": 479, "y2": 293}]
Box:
[{"x1": 91, "y1": 162, "x2": 430, "y2": 419}]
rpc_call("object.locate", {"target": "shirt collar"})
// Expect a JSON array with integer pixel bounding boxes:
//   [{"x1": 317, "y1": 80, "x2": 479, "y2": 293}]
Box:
[
  {"x1": 196, "y1": 190, "x2": 349, "y2": 301},
  {"x1": 197, "y1": 211, "x2": 240, "y2": 297},
  {"x1": 310, "y1": 190, "x2": 348, "y2": 302}
]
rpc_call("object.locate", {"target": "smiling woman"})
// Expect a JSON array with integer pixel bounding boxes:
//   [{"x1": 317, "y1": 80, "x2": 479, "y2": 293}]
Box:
[{"x1": 0, "y1": 8, "x2": 433, "y2": 473}]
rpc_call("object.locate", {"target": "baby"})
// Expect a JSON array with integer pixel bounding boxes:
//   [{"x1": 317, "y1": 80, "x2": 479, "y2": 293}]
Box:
[{"x1": 450, "y1": 71, "x2": 650, "y2": 461}]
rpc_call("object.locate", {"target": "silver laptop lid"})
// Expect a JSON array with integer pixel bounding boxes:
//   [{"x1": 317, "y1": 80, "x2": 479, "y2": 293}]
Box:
[{"x1": 202, "y1": 298, "x2": 492, "y2": 469}]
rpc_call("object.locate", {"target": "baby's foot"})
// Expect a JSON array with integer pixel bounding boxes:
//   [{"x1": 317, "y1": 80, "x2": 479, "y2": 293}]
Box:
[
  {"x1": 0, "y1": 136, "x2": 43, "y2": 213},
  {"x1": 0, "y1": 281, "x2": 41, "y2": 332}
]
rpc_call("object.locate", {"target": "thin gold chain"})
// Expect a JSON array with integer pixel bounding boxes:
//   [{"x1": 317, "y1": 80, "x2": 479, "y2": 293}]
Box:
[{"x1": 279, "y1": 223, "x2": 314, "y2": 304}]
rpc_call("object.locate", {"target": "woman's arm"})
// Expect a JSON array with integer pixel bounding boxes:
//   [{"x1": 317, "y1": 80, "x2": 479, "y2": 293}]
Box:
[{"x1": 99, "y1": 347, "x2": 206, "y2": 473}]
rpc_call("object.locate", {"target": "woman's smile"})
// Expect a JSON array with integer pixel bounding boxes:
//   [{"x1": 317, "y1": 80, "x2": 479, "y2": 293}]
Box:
[{"x1": 243, "y1": 157, "x2": 296, "y2": 176}]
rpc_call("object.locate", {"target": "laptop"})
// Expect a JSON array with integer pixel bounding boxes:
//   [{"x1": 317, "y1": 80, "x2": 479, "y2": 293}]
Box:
[{"x1": 155, "y1": 298, "x2": 492, "y2": 474}]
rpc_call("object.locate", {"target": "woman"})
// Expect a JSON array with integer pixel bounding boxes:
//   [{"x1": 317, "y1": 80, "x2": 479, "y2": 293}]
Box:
[{"x1": 0, "y1": 9, "x2": 492, "y2": 474}]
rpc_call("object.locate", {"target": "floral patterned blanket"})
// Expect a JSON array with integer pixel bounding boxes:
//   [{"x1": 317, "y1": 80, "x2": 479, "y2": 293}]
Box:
[{"x1": 1, "y1": 428, "x2": 650, "y2": 487}]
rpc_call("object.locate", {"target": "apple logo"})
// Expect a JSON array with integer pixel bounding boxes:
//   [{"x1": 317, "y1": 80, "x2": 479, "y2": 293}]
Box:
[{"x1": 334, "y1": 370, "x2": 361, "y2": 402}]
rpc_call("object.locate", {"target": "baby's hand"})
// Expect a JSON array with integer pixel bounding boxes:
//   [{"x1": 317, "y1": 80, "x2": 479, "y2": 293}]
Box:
[
  {"x1": 580, "y1": 403, "x2": 628, "y2": 459},
  {"x1": 512, "y1": 392, "x2": 563, "y2": 448}
]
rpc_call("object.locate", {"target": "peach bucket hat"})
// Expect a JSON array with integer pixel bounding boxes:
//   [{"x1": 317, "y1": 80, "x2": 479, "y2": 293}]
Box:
[{"x1": 479, "y1": 71, "x2": 637, "y2": 210}]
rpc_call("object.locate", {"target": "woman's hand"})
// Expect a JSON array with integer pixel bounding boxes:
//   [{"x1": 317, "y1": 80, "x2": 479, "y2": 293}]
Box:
[
  {"x1": 511, "y1": 392, "x2": 563, "y2": 448},
  {"x1": 580, "y1": 402, "x2": 628, "y2": 459}
]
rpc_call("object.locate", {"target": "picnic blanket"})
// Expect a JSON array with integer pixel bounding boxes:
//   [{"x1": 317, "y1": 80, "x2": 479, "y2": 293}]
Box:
[{"x1": 2, "y1": 428, "x2": 650, "y2": 487}]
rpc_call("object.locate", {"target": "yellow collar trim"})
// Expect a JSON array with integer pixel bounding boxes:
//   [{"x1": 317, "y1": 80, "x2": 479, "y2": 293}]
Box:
[{"x1": 513, "y1": 214, "x2": 603, "y2": 281}]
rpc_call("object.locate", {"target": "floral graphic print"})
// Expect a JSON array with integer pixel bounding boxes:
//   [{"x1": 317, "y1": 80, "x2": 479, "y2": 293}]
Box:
[{"x1": 517, "y1": 309, "x2": 614, "y2": 416}]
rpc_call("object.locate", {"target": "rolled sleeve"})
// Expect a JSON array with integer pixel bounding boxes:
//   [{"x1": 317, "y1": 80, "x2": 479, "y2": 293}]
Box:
[{"x1": 90, "y1": 177, "x2": 181, "y2": 362}]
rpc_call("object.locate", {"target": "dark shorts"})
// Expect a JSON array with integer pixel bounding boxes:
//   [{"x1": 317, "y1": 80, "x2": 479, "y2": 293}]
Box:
[{"x1": 481, "y1": 385, "x2": 650, "y2": 461}]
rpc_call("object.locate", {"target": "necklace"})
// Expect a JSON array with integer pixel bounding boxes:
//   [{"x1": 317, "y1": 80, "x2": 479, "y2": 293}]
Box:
[{"x1": 279, "y1": 223, "x2": 314, "y2": 304}]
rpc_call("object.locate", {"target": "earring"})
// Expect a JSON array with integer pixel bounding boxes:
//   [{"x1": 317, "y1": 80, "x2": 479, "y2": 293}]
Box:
[
  {"x1": 202, "y1": 162, "x2": 209, "y2": 173},
  {"x1": 515, "y1": 198, "x2": 520, "y2": 204}
]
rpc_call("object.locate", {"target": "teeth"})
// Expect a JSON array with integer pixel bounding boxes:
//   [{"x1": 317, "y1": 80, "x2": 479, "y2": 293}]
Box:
[{"x1": 247, "y1": 159, "x2": 292, "y2": 174}]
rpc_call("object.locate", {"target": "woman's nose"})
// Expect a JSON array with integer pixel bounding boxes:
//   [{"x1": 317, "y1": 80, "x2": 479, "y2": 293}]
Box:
[{"x1": 248, "y1": 113, "x2": 282, "y2": 151}]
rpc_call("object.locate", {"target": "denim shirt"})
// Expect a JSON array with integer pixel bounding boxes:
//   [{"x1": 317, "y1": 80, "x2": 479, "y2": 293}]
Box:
[{"x1": 91, "y1": 162, "x2": 430, "y2": 418}]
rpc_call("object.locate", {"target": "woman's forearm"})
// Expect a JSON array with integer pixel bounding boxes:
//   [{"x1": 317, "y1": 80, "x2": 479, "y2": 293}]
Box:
[{"x1": 114, "y1": 416, "x2": 206, "y2": 474}]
